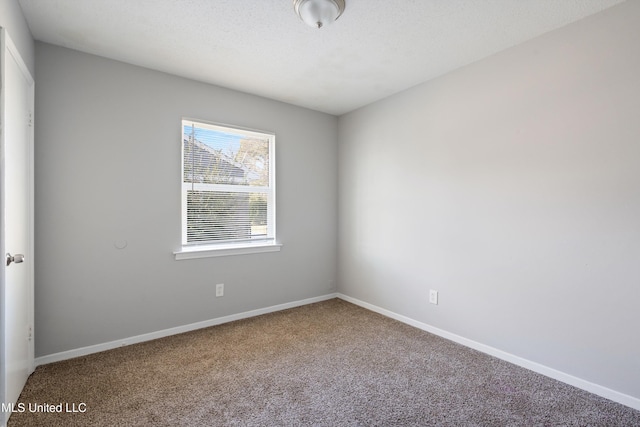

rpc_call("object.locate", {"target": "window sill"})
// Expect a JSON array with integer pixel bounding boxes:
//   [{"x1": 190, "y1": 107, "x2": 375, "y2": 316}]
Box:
[{"x1": 174, "y1": 242, "x2": 282, "y2": 260}]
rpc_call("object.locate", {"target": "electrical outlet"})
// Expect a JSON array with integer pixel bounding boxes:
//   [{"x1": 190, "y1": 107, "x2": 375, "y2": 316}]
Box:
[
  {"x1": 429, "y1": 289, "x2": 438, "y2": 305},
  {"x1": 216, "y1": 283, "x2": 224, "y2": 297}
]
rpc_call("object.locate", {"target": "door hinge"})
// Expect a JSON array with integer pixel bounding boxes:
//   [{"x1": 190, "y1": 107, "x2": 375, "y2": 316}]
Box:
[
  {"x1": 28, "y1": 111, "x2": 33, "y2": 127},
  {"x1": 28, "y1": 325, "x2": 33, "y2": 341}
]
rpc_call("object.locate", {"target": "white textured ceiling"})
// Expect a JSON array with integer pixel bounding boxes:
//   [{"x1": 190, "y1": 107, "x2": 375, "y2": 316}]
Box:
[{"x1": 19, "y1": 0, "x2": 626, "y2": 115}]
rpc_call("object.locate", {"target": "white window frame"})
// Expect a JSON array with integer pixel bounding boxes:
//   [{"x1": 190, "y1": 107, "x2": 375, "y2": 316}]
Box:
[{"x1": 174, "y1": 119, "x2": 281, "y2": 260}]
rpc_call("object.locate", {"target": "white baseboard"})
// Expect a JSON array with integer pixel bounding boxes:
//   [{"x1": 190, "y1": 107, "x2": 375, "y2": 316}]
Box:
[
  {"x1": 336, "y1": 293, "x2": 640, "y2": 412},
  {"x1": 35, "y1": 293, "x2": 338, "y2": 366}
]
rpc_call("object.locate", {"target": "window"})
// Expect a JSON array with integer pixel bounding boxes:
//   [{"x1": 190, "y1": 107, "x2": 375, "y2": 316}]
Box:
[{"x1": 176, "y1": 119, "x2": 279, "y2": 259}]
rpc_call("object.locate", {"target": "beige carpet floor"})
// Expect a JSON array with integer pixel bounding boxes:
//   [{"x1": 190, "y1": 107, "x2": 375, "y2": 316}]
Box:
[{"x1": 8, "y1": 298, "x2": 640, "y2": 426}]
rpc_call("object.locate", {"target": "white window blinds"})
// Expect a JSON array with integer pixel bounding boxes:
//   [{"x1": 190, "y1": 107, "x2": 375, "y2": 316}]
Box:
[{"x1": 182, "y1": 119, "x2": 275, "y2": 246}]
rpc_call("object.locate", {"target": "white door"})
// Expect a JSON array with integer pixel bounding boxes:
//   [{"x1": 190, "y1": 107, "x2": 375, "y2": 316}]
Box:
[{"x1": 0, "y1": 29, "x2": 35, "y2": 426}]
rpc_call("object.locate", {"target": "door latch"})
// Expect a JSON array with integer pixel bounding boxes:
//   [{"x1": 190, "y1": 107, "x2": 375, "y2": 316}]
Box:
[{"x1": 6, "y1": 253, "x2": 25, "y2": 266}]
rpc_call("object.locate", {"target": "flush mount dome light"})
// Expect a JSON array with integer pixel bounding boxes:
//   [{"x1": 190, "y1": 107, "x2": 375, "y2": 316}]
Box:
[{"x1": 293, "y1": 0, "x2": 346, "y2": 29}]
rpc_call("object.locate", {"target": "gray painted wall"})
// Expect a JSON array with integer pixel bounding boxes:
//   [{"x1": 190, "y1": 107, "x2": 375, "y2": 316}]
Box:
[
  {"x1": 338, "y1": 1, "x2": 640, "y2": 400},
  {"x1": 0, "y1": 0, "x2": 34, "y2": 76},
  {"x1": 34, "y1": 43, "x2": 338, "y2": 357}
]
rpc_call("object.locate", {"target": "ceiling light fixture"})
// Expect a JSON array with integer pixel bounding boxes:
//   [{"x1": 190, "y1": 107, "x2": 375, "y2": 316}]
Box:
[{"x1": 293, "y1": 0, "x2": 346, "y2": 29}]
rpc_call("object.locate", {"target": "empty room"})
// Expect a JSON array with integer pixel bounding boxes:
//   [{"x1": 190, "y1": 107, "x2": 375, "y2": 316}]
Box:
[{"x1": 1, "y1": 0, "x2": 639, "y2": 425}]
